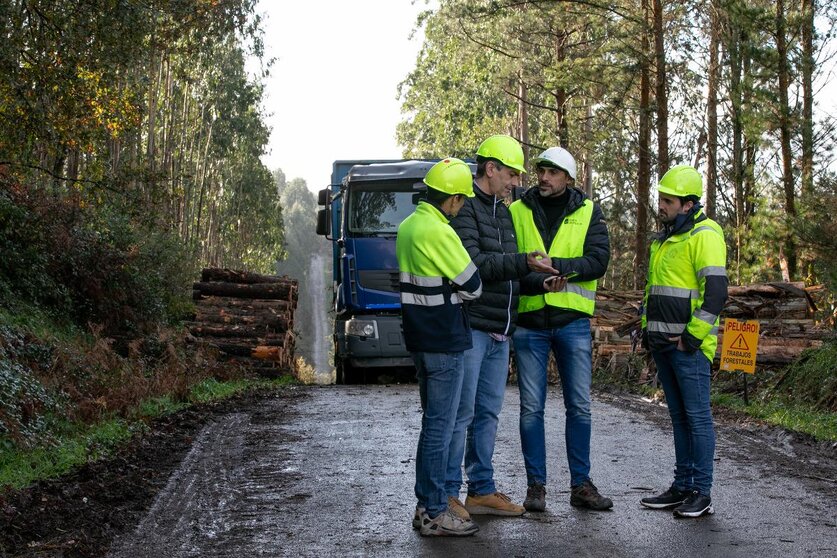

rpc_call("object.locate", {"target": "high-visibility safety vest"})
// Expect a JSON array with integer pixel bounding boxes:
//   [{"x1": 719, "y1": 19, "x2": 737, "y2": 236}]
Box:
[
  {"x1": 641, "y1": 212, "x2": 727, "y2": 362},
  {"x1": 509, "y1": 198, "x2": 597, "y2": 316},
  {"x1": 396, "y1": 201, "x2": 482, "y2": 353}
]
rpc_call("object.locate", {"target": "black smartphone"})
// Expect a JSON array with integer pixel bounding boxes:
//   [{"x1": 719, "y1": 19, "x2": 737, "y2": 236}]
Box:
[{"x1": 559, "y1": 271, "x2": 580, "y2": 280}]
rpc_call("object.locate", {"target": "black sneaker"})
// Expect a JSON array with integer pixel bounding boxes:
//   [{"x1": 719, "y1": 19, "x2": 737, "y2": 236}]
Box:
[
  {"x1": 570, "y1": 480, "x2": 613, "y2": 510},
  {"x1": 640, "y1": 486, "x2": 688, "y2": 510},
  {"x1": 673, "y1": 491, "x2": 714, "y2": 518},
  {"x1": 524, "y1": 483, "x2": 546, "y2": 512}
]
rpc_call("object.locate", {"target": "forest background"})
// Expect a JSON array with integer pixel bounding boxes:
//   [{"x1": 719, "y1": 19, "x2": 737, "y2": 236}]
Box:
[{"x1": 1, "y1": 0, "x2": 836, "y2": 456}]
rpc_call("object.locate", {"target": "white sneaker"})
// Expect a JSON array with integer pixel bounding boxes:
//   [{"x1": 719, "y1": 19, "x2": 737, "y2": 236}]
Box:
[
  {"x1": 418, "y1": 509, "x2": 479, "y2": 537},
  {"x1": 412, "y1": 505, "x2": 425, "y2": 529}
]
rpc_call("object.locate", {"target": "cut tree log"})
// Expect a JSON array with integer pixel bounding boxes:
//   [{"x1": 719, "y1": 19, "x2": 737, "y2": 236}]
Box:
[
  {"x1": 193, "y1": 281, "x2": 297, "y2": 301},
  {"x1": 192, "y1": 312, "x2": 291, "y2": 329},
  {"x1": 211, "y1": 343, "x2": 289, "y2": 361},
  {"x1": 193, "y1": 296, "x2": 293, "y2": 311},
  {"x1": 201, "y1": 268, "x2": 294, "y2": 284},
  {"x1": 187, "y1": 324, "x2": 288, "y2": 338}
]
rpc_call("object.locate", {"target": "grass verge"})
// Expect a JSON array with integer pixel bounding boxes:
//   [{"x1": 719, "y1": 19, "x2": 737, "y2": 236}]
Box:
[
  {"x1": 0, "y1": 376, "x2": 297, "y2": 490},
  {"x1": 594, "y1": 342, "x2": 837, "y2": 443},
  {"x1": 711, "y1": 393, "x2": 837, "y2": 442}
]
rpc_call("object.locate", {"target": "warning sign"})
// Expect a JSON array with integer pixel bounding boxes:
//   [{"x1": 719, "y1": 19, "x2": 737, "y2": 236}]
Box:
[{"x1": 719, "y1": 318, "x2": 760, "y2": 374}]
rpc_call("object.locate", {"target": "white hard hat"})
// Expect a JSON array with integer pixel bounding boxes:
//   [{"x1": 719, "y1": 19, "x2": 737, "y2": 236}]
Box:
[{"x1": 532, "y1": 147, "x2": 577, "y2": 180}]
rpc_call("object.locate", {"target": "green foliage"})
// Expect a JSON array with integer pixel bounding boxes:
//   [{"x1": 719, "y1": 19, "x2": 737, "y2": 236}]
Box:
[
  {"x1": 0, "y1": 183, "x2": 194, "y2": 335},
  {"x1": 711, "y1": 392, "x2": 837, "y2": 442},
  {"x1": 766, "y1": 341, "x2": 837, "y2": 413},
  {"x1": 0, "y1": 377, "x2": 294, "y2": 490},
  {"x1": 794, "y1": 174, "x2": 837, "y2": 292},
  {"x1": 0, "y1": 350, "x2": 57, "y2": 446},
  {"x1": 0, "y1": 418, "x2": 137, "y2": 490},
  {"x1": 397, "y1": 3, "x2": 516, "y2": 158}
]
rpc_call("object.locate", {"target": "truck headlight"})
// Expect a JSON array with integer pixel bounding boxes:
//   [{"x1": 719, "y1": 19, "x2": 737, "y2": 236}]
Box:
[{"x1": 345, "y1": 319, "x2": 378, "y2": 339}]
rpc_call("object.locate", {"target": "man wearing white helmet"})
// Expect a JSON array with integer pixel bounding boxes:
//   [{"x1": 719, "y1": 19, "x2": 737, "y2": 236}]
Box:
[{"x1": 509, "y1": 146, "x2": 613, "y2": 512}]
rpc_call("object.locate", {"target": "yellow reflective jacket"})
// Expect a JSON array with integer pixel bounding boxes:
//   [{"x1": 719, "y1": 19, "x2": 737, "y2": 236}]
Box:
[
  {"x1": 509, "y1": 197, "x2": 598, "y2": 316},
  {"x1": 396, "y1": 201, "x2": 482, "y2": 353},
  {"x1": 642, "y1": 210, "x2": 728, "y2": 362}
]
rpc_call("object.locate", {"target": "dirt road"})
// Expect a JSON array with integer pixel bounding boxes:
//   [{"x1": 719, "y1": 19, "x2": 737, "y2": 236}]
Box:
[{"x1": 102, "y1": 385, "x2": 836, "y2": 558}]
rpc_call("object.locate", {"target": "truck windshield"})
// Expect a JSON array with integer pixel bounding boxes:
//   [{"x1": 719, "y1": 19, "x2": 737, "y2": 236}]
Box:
[{"x1": 347, "y1": 181, "x2": 420, "y2": 236}]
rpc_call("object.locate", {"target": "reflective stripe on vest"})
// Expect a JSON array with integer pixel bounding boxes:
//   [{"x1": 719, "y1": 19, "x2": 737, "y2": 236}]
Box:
[
  {"x1": 642, "y1": 212, "x2": 726, "y2": 362},
  {"x1": 509, "y1": 198, "x2": 596, "y2": 316}
]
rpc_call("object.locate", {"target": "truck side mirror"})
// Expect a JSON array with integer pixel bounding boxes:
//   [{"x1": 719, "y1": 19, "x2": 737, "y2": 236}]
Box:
[
  {"x1": 318, "y1": 188, "x2": 330, "y2": 206},
  {"x1": 316, "y1": 208, "x2": 330, "y2": 236}
]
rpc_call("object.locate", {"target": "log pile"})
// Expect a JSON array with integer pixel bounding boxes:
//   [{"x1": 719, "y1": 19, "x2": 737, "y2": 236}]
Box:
[
  {"x1": 189, "y1": 268, "x2": 299, "y2": 377},
  {"x1": 593, "y1": 282, "x2": 831, "y2": 374}
]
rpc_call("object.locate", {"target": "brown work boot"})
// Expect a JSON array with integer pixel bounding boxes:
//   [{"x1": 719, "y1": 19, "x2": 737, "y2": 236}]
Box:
[
  {"x1": 570, "y1": 480, "x2": 613, "y2": 510},
  {"x1": 448, "y1": 496, "x2": 471, "y2": 520},
  {"x1": 465, "y1": 491, "x2": 525, "y2": 516},
  {"x1": 523, "y1": 483, "x2": 546, "y2": 512}
]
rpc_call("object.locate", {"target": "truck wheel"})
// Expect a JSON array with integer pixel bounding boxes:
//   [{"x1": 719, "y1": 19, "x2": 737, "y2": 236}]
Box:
[
  {"x1": 336, "y1": 360, "x2": 364, "y2": 384},
  {"x1": 344, "y1": 364, "x2": 365, "y2": 385},
  {"x1": 334, "y1": 359, "x2": 364, "y2": 385}
]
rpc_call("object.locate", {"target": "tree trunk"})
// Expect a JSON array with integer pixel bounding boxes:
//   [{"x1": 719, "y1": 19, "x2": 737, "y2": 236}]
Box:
[
  {"x1": 705, "y1": 0, "x2": 721, "y2": 219},
  {"x1": 555, "y1": 32, "x2": 568, "y2": 147},
  {"x1": 800, "y1": 0, "x2": 815, "y2": 197},
  {"x1": 653, "y1": 0, "x2": 669, "y2": 175},
  {"x1": 776, "y1": 0, "x2": 797, "y2": 278},
  {"x1": 635, "y1": 0, "x2": 653, "y2": 290},
  {"x1": 518, "y1": 73, "x2": 530, "y2": 185},
  {"x1": 584, "y1": 103, "x2": 593, "y2": 198}
]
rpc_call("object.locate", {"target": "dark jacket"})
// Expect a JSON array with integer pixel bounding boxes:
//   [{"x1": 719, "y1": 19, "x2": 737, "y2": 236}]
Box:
[
  {"x1": 450, "y1": 182, "x2": 530, "y2": 335},
  {"x1": 517, "y1": 186, "x2": 610, "y2": 329}
]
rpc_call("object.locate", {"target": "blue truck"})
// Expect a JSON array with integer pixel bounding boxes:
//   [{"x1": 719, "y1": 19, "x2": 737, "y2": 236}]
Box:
[{"x1": 316, "y1": 160, "x2": 438, "y2": 384}]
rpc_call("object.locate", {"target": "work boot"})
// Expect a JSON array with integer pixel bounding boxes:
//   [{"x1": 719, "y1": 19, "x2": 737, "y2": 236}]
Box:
[
  {"x1": 448, "y1": 496, "x2": 471, "y2": 520},
  {"x1": 673, "y1": 491, "x2": 714, "y2": 518},
  {"x1": 640, "y1": 486, "x2": 688, "y2": 510},
  {"x1": 418, "y1": 509, "x2": 479, "y2": 537},
  {"x1": 465, "y1": 491, "x2": 525, "y2": 516},
  {"x1": 523, "y1": 483, "x2": 546, "y2": 512},
  {"x1": 570, "y1": 480, "x2": 613, "y2": 510},
  {"x1": 412, "y1": 505, "x2": 425, "y2": 529}
]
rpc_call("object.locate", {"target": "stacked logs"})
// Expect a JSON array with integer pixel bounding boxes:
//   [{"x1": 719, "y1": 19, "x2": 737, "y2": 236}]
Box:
[
  {"x1": 593, "y1": 282, "x2": 829, "y2": 373},
  {"x1": 189, "y1": 268, "x2": 299, "y2": 377}
]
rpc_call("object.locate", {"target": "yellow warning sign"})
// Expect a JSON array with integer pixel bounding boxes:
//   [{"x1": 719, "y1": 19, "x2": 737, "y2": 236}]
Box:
[{"x1": 719, "y1": 318, "x2": 759, "y2": 374}]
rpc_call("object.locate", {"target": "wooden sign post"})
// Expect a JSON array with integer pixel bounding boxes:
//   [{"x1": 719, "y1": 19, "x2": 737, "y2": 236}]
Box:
[{"x1": 719, "y1": 318, "x2": 760, "y2": 404}]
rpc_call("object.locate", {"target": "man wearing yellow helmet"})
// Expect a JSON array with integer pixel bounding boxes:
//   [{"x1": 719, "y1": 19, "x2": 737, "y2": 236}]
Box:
[
  {"x1": 397, "y1": 158, "x2": 482, "y2": 536},
  {"x1": 640, "y1": 164, "x2": 728, "y2": 518},
  {"x1": 445, "y1": 135, "x2": 558, "y2": 519}
]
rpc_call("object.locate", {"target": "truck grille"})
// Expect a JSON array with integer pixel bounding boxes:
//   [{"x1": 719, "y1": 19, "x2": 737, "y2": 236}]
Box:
[{"x1": 358, "y1": 270, "x2": 400, "y2": 293}]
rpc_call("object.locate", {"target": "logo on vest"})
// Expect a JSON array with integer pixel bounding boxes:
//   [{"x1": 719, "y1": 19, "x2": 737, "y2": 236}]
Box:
[{"x1": 564, "y1": 217, "x2": 584, "y2": 226}]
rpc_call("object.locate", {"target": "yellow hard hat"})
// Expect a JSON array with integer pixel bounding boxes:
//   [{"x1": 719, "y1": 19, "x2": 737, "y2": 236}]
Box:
[
  {"x1": 423, "y1": 158, "x2": 475, "y2": 197},
  {"x1": 476, "y1": 135, "x2": 526, "y2": 173},
  {"x1": 658, "y1": 165, "x2": 702, "y2": 198}
]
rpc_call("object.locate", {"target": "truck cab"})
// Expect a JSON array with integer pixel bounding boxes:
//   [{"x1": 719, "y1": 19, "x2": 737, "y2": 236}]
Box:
[{"x1": 317, "y1": 160, "x2": 438, "y2": 383}]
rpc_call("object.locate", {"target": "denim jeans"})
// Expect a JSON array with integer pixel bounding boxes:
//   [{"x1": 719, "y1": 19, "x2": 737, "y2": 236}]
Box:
[
  {"x1": 445, "y1": 330, "x2": 510, "y2": 497},
  {"x1": 652, "y1": 348, "x2": 715, "y2": 496},
  {"x1": 513, "y1": 319, "x2": 593, "y2": 487},
  {"x1": 412, "y1": 350, "x2": 466, "y2": 517}
]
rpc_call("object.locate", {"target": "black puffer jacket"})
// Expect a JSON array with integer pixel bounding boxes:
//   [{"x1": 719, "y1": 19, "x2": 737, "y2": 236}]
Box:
[
  {"x1": 450, "y1": 182, "x2": 530, "y2": 335},
  {"x1": 518, "y1": 185, "x2": 610, "y2": 329}
]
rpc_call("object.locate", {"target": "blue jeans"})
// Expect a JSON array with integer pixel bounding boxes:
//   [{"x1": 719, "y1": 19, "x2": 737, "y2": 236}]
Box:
[
  {"x1": 652, "y1": 348, "x2": 715, "y2": 496},
  {"x1": 413, "y1": 351, "x2": 466, "y2": 517},
  {"x1": 513, "y1": 319, "x2": 593, "y2": 487},
  {"x1": 445, "y1": 330, "x2": 510, "y2": 497}
]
